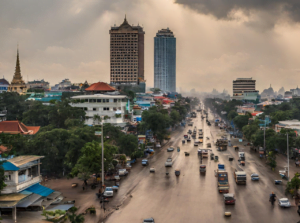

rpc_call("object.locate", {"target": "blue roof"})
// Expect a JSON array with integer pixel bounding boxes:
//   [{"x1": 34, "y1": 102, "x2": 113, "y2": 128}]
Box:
[
  {"x1": 2, "y1": 162, "x2": 19, "y2": 171},
  {"x1": 22, "y1": 183, "x2": 54, "y2": 197}
]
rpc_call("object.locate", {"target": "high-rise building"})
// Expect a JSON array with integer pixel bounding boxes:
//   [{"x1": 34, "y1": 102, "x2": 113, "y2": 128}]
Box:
[
  {"x1": 154, "y1": 28, "x2": 176, "y2": 92},
  {"x1": 7, "y1": 48, "x2": 27, "y2": 95},
  {"x1": 109, "y1": 16, "x2": 145, "y2": 84},
  {"x1": 232, "y1": 78, "x2": 259, "y2": 101}
]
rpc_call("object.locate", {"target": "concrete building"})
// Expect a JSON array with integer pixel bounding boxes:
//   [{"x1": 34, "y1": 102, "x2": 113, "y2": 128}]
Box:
[
  {"x1": 27, "y1": 79, "x2": 50, "y2": 90},
  {"x1": 110, "y1": 16, "x2": 145, "y2": 84},
  {"x1": 275, "y1": 120, "x2": 300, "y2": 134},
  {"x1": 154, "y1": 28, "x2": 176, "y2": 92},
  {"x1": 7, "y1": 48, "x2": 27, "y2": 95},
  {"x1": 0, "y1": 156, "x2": 61, "y2": 222},
  {"x1": 232, "y1": 78, "x2": 259, "y2": 101},
  {"x1": 0, "y1": 78, "x2": 9, "y2": 93},
  {"x1": 51, "y1": 79, "x2": 72, "y2": 91},
  {"x1": 70, "y1": 94, "x2": 128, "y2": 127}
]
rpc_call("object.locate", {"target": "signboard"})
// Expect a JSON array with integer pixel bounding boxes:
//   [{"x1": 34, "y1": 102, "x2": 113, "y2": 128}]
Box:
[
  {"x1": 239, "y1": 139, "x2": 243, "y2": 142},
  {"x1": 95, "y1": 131, "x2": 102, "y2": 136}
]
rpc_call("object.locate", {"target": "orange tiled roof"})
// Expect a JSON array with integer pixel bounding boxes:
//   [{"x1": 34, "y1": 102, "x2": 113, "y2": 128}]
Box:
[
  {"x1": 85, "y1": 82, "x2": 115, "y2": 92},
  {"x1": 0, "y1": 121, "x2": 40, "y2": 135}
]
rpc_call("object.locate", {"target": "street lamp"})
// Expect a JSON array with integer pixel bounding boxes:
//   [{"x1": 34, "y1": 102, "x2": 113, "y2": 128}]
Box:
[{"x1": 287, "y1": 133, "x2": 289, "y2": 180}]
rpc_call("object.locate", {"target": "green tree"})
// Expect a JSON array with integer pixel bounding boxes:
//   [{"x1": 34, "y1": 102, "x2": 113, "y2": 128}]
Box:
[
  {"x1": 67, "y1": 207, "x2": 85, "y2": 223},
  {"x1": 233, "y1": 115, "x2": 249, "y2": 130},
  {"x1": 267, "y1": 151, "x2": 277, "y2": 169},
  {"x1": 227, "y1": 110, "x2": 238, "y2": 120},
  {"x1": 242, "y1": 122, "x2": 259, "y2": 141},
  {"x1": 286, "y1": 172, "x2": 300, "y2": 195},
  {"x1": 93, "y1": 114, "x2": 101, "y2": 125},
  {"x1": 22, "y1": 101, "x2": 51, "y2": 126},
  {"x1": 118, "y1": 134, "x2": 138, "y2": 156},
  {"x1": 170, "y1": 110, "x2": 180, "y2": 127}
]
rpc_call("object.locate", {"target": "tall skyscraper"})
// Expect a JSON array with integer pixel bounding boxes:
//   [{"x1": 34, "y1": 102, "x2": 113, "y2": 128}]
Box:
[
  {"x1": 154, "y1": 28, "x2": 176, "y2": 92},
  {"x1": 109, "y1": 16, "x2": 145, "y2": 84}
]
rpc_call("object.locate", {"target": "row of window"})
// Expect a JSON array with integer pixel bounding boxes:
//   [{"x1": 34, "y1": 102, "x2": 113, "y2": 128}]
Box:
[
  {"x1": 111, "y1": 78, "x2": 136, "y2": 81},
  {"x1": 111, "y1": 34, "x2": 137, "y2": 37},
  {"x1": 111, "y1": 65, "x2": 138, "y2": 68},
  {"x1": 81, "y1": 98, "x2": 126, "y2": 103},
  {"x1": 83, "y1": 107, "x2": 122, "y2": 111}
]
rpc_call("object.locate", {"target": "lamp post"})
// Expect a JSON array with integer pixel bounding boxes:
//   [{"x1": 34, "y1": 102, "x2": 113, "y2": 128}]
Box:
[{"x1": 287, "y1": 133, "x2": 289, "y2": 180}]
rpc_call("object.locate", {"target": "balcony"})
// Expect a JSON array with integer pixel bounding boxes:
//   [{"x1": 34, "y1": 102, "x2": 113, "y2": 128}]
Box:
[{"x1": 2, "y1": 176, "x2": 42, "y2": 194}]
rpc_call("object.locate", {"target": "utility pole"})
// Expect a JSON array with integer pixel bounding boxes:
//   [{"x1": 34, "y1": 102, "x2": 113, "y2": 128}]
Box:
[{"x1": 287, "y1": 133, "x2": 289, "y2": 180}]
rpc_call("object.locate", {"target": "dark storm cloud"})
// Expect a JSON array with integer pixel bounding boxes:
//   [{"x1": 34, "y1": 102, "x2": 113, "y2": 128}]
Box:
[{"x1": 175, "y1": 0, "x2": 300, "y2": 24}]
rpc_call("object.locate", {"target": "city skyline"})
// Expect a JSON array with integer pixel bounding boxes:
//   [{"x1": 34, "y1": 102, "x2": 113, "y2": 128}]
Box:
[{"x1": 1, "y1": 1, "x2": 300, "y2": 92}]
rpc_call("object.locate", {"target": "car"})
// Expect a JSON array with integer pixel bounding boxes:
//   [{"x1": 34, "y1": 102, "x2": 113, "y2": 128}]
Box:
[
  {"x1": 278, "y1": 198, "x2": 291, "y2": 208},
  {"x1": 119, "y1": 169, "x2": 129, "y2": 176},
  {"x1": 251, "y1": 173, "x2": 259, "y2": 181},
  {"x1": 51, "y1": 196, "x2": 64, "y2": 205},
  {"x1": 156, "y1": 143, "x2": 161, "y2": 148},
  {"x1": 194, "y1": 143, "x2": 199, "y2": 147},
  {"x1": 103, "y1": 187, "x2": 114, "y2": 197},
  {"x1": 167, "y1": 147, "x2": 174, "y2": 152},
  {"x1": 224, "y1": 193, "x2": 235, "y2": 205},
  {"x1": 142, "y1": 159, "x2": 149, "y2": 166},
  {"x1": 150, "y1": 167, "x2": 155, "y2": 173},
  {"x1": 165, "y1": 158, "x2": 173, "y2": 167},
  {"x1": 143, "y1": 218, "x2": 155, "y2": 223},
  {"x1": 175, "y1": 169, "x2": 180, "y2": 176}
]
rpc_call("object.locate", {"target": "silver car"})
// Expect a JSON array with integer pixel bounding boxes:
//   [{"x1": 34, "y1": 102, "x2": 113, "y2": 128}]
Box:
[
  {"x1": 165, "y1": 158, "x2": 173, "y2": 167},
  {"x1": 278, "y1": 198, "x2": 291, "y2": 208},
  {"x1": 167, "y1": 147, "x2": 174, "y2": 152}
]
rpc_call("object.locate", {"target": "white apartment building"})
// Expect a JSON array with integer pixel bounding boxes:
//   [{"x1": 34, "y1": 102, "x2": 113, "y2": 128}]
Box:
[{"x1": 70, "y1": 94, "x2": 128, "y2": 126}]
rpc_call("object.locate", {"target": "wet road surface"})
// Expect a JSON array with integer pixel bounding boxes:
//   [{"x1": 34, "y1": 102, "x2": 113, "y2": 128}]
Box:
[{"x1": 106, "y1": 110, "x2": 300, "y2": 223}]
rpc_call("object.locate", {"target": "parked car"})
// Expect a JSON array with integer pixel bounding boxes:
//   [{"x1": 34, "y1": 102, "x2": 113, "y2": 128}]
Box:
[
  {"x1": 143, "y1": 218, "x2": 155, "y2": 223},
  {"x1": 278, "y1": 198, "x2": 291, "y2": 208},
  {"x1": 156, "y1": 143, "x2": 161, "y2": 148},
  {"x1": 51, "y1": 196, "x2": 64, "y2": 205},
  {"x1": 165, "y1": 158, "x2": 173, "y2": 167},
  {"x1": 119, "y1": 169, "x2": 128, "y2": 176},
  {"x1": 251, "y1": 173, "x2": 259, "y2": 181},
  {"x1": 103, "y1": 187, "x2": 114, "y2": 197},
  {"x1": 167, "y1": 147, "x2": 174, "y2": 152}
]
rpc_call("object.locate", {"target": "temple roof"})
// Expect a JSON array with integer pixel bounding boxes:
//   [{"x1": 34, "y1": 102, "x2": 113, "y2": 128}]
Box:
[
  {"x1": 0, "y1": 121, "x2": 40, "y2": 135},
  {"x1": 85, "y1": 82, "x2": 115, "y2": 92},
  {"x1": 11, "y1": 48, "x2": 25, "y2": 85}
]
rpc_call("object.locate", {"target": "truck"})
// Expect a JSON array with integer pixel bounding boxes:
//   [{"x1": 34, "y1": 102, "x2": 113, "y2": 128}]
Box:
[
  {"x1": 238, "y1": 152, "x2": 245, "y2": 161},
  {"x1": 217, "y1": 171, "x2": 229, "y2": 193},
  {"x1": 234, "y1": 170, "x2": 247, "y2": 184}
]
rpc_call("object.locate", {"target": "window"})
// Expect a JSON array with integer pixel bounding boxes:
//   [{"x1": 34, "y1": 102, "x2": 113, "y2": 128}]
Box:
[
  {"x1": 114, "y1": 99, "x2": 117, "y2": 102},
  {"x1": 97, "y1": 99, "x2": 101, "y2": 103},
  {"x1": 103, "y1": 107, "x2": 110, "y2": 111},
  {"x1": 93, "y1": 108, "x2": 97, "y2": 111},
  {"x1": 106, "y1": 99, "x2": 109, "y2": 102},
  {"x1": 113, "y1": 107, "x2": 117, "y2": 111},
  {"x1": 84, "y1": 108, "x2": 87, "y2": 111},
  {"x1": 91, "y1": 99, "x2": 96, "y2": 103},
  {"x1": 85, "y1": 99, "x2": 88, "y2": 102}
]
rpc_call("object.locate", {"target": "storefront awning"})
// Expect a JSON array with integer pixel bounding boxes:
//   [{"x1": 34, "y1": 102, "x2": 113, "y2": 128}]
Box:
[
  {"x1": 0, "y1": 193, "x2": 29, "y2": 208},
  {"x1": 22, "y1": 183, "x2": 54, "y2": 197},
  {"x1": 16, "y1": 193, "x2": 42, "y2": 208},
  {"x1": 47, "y1": 204, "x2": 74, "y2": 211}
]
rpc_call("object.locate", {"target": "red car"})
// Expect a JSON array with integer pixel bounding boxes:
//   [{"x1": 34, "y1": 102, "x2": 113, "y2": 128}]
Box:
[{"x1": 224, "y1": 194, "x2": 235, "y2": 205}]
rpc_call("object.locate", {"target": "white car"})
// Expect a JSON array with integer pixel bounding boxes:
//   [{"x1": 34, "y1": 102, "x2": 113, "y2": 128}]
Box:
[
  {"x1": 165, "y1": 158, "x2": 173, "y2": 167},
  {"x1": 278, "y1": 198, "x2": 291, "y2": 208},
  {"x1": 51, "y1": 196, "x2": 64, "y2": 205},
  {"x1": 150, "y1": 167, "x2": 155, "y2": 173},
  {"x1": 119, "y1": 169, "x2": 128, "y2": 176},
  {"x1": 167, "y1": 147, "x2": 174, "y2": 152},
  {"x1": 103, "y1": 187, "x2": 114, "y2": 197}
]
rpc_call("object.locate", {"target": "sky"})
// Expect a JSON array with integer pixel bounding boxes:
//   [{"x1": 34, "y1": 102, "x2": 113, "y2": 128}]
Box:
[{"x1": 1, "y1": 0, "x2": 300, "y2": 93}]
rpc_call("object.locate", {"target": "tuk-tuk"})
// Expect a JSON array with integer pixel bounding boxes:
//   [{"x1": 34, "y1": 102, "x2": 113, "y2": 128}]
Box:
[
  {"x1": 177, "y1": 147, "x2": 180, "y2": 152},
  {"x1": 234, "y1": 146, "x2": 239, "y2": 151},
  {"x1": 224, "y1": 193, "x2": 235, "y2": 205},
  {"x1": 210, "y1": 153, "x2": 214, "y2": 160},
  {"x1": 182, "y1": 140, "x2": 185, "y2": 144},
  {"x1": 215, "y1": 156, "x2": 219, "y2": 162},
  {"x1": 200, "y1": 165, "x2": 206, "y2": 174},
  {"x1": 175, "y1": 169, "x2": 180, "y2": 176}
]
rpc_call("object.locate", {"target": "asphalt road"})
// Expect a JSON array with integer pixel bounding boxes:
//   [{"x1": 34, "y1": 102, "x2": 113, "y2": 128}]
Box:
[{"x1": 106, "y1": 110, "x2": 300, "y2": 223}]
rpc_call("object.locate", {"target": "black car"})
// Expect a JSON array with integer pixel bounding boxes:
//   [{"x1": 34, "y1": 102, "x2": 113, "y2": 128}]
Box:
[{"x1": 143, "y1": 218, "x2": 155, "y2": 223}]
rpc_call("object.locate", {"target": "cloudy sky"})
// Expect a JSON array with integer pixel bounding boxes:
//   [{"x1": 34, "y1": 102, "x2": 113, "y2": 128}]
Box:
[{"x1": 1, "y1": 0, "x2": 300, "y2": 93}]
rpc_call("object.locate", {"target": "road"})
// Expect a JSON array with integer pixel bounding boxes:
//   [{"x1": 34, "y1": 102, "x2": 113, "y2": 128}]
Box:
[{"x1": 105, "y1": 109, "x2": 300, "y2": 223}]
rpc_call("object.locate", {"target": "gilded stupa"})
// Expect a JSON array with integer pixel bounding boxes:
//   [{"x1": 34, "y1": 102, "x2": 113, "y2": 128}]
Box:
[{"x1": 7, "y1": 47, "x2": 27, "y2": 95}]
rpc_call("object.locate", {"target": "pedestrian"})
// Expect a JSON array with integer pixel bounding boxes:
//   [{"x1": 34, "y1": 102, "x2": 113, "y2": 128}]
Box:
[
  {"x1": 298, "y1": 202, "x2": 300, "y2": 216},
  {"x1": 82, "y1": 183, "x2": 85, "y2": 191}
]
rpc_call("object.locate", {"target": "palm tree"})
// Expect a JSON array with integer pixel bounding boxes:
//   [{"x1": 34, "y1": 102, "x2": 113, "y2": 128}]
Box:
[{"x1": 67, "y1": 207, "x2": 85, "y2": 223}]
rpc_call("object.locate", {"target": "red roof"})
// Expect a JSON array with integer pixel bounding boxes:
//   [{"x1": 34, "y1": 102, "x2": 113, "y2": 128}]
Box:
[
  {"x1": 0, "y1": 121, "x2": 40, "y2": 135},
  {"x1": 162, "y1": 99, "x2": 174, "y2": 104},
  {"x1": 85, "y1": 82, "x2": 115, "y2": 92},
  {"x1": 251, "y1": 112, "x2": 263, "y2": 116}
]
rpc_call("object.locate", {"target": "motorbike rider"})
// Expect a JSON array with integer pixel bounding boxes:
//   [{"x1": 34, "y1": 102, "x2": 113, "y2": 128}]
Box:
[{"x1": 270, "y1": 192, "x2": 276, "y2": 205}]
